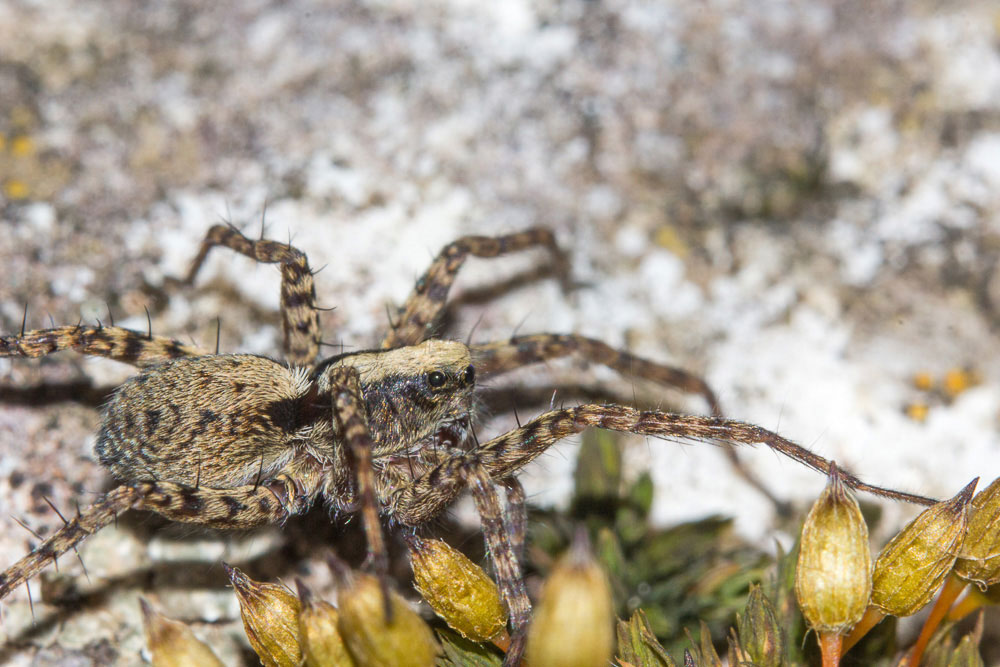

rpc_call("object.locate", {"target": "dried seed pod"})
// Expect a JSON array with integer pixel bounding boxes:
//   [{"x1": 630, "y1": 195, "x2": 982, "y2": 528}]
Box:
[
  {"x1": 795, "y1": 464, "x2": 872, "y2": 635},
  {"x1": 954, "y1": 476, "x2": 1000, "y2": 589},
  {"x1": 334, "y1": 563, "x2": 439, "y2": 667},
  {"x1": 525, "y1": 530, "x2": 614, "y2": 667},
  {"x1": 738, "y1": 584, "x2": 783, "y2": 667},
  {"x1": 140, "y1": 598, "x2": 224, "y2": 667},
  {"x1": 407, "y1": 535, "x2": 508, "y2": 642},
  {"x1": 225, "y1": 563, "x2": 302, "y2": 667},
  {"x1": 296, "y1": 579, "x2": 356, "y2": 667},
  {"x1": 871, "y1": 479, "x2": 977, "y2": 617}
]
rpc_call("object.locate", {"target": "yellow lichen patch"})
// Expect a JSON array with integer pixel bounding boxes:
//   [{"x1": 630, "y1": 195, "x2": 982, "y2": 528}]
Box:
[
  {"x1": 904, "y1": 402, "x2": 929, "y2": 423},
  {"x1": 3, "y1": 180, "x2": 29, "y2": 200},
  {"x1": 912, "y1": 371, "x2": 934, "y2": 391},
  {"x1": 654, "y1": 225, "x2": 689, "y2": 257},
  {"x1": 943, "y1": 368, "x2": 979, "y2": 399},
  {"x1": 10, "y1": 135, "x2": 35, "y2": 157}
]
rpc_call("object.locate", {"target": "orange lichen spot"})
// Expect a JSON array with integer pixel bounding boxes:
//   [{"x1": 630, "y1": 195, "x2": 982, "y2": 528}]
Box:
[
  {"x1": 905, "y1": 403, "x2": 929, "y2": 423},
  {"x1": 912, "y1": 371, "x2": 934, "y2": 392},
  {"x1": 943, "y1": 368, "x2": 979, "y2": 399},
  {"x1": 10, "y1": 135, "x2": 35, "y2": 157},
  {"x1": 3, "y1": 180, "x2": 29, "y2": 200}
]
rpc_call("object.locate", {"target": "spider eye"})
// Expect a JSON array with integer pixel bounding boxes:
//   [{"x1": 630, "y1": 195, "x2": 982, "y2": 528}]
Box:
[
  {"x1": 427, "y1": 370, "x2": 447, "y2": 388},
  {"x1": 464, "y1": 365, "x2": 475, "y2": 385}
]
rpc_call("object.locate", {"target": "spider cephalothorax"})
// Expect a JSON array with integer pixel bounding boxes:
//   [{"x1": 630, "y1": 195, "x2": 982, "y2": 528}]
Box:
[{"x1": 0, "y1": 224, "x2": 937, "y2": 665}]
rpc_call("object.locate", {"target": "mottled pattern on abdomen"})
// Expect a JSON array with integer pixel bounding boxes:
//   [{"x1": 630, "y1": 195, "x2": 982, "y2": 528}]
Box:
[{"x1": 96, "y1": 354, "x2": 313, "y2": 488}]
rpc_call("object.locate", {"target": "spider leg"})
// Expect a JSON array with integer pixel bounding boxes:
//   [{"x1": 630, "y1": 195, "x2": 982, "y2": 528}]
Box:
[
  {"x1": 392, "y1": 404, "x2": 935, "y2": 536},
  {"x1": 0, "y1": 475, "x2": 318, "y2": 604},
  {"x1": 473, "y1": 333, "x2": 721, "y2": 414},
  {"x1": 326, "y1": 366, "x2": 389, "y2": 585},
  {"x1": 1, "y1": 325, "x2": 205, "y2": 366},
  {"x1": 0, "y1": 485, "x2": 139, "y2": 601},
  {"x1": 473, "y1": 333, "x2": 789, "y2": 512},
  {"x1": 184, "y1": 224, "x2": 321, "y2": 366},
  {"x1": 465, "y1": 466, "x2": 530, "y2": 667},
  {"x1": 475, "y1": 404, "x2": 939, "y2": 506},
  {"x1": 381, "y1": 228, "x2": 564, "y2": 349},
  {"x1": 500, "y1": 478, "x2": 527, "y2": 567},
  {"x1": 137, "y1": 476, "x2": 317, "y2": 529}
]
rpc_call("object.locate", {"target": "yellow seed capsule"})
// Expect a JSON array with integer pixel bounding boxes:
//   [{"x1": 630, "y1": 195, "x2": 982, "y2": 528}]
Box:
[
  {"x1": 140, "y1": 598, "x2": 224, "y2": 667},
  {"x1": 407, "y1": 535, "x2": 508, "y2": 642},
  {"x1": 871, "y1": 479, "x2": 977, "y2": 617},
  {"x1": 225, "y1": 563, "x2": 302, "y2": 667},
  {"x1": 296, "y1": 580, "x2": 356, "y2": 667},
  {"x1": 955, "y1": 476, "x2": 1000, "y2": 589},
  {"x1": 336, "y1": 569, "x2": 439, "y2": 667},
  {"x1": 795, "y1": 464, "x2": 872, "y2": 635},
  {"x1": 525, "y1": 531, "x2": 614, "y2": 667}
]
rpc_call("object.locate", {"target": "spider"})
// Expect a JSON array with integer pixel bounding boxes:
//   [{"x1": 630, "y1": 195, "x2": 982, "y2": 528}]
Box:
[{"x1": 0, "y1": 225, "x2": 936, "y2": 664}]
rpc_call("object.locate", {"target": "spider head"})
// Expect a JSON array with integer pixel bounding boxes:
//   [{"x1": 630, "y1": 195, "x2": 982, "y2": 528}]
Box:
[{"x1": 318, "y1": 339, "x2": 476, "y2": 457}]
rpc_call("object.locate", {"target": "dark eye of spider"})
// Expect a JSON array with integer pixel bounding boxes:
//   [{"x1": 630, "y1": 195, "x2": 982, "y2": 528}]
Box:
[
  {"x1": 464, "y1": 365, "x2": 475, "y2": 385},
  {"x1": 427, "y1": 370, "x2": 447, "y2": 388}
]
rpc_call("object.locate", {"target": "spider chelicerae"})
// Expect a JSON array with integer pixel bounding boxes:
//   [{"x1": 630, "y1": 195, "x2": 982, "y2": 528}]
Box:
[{"x1": 0, "y1": 224, "x2": 935, "y2": 664}]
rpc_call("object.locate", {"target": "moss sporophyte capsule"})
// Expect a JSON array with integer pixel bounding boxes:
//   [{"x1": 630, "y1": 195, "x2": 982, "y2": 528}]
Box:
[
  {"x1": 141, "y1": 598, "x2": 224, "y2": 667},
  {"x1": 226, "y1": 564, "x2": 302, "y2": 667},
  {"x1": 871, "y1": 479, "x2": 976, "y2": 617},
  {"x1": 407, "y1": 535, "x2": 508, "y2": 643},
  {"x1": 334, "y1": 563, "x2": 440, "y2": 667},
  {"x1": 295, "y1": 579, "x2": 356, "y2": 667},
  {"x1": 525, "y1": 530, "x2": 614, "y2": 667},
  {"x1": 954, "y1": 476, "x2": 1000, "y2": 589},
  {"x1": 795, "y1": 464, "x2": 872, "y2": 635}
]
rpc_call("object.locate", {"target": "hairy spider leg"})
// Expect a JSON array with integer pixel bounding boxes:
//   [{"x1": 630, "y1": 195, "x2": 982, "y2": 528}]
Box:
[
  {"x1": 185, "y1": 224, "x2": 321, "y2": 366},
  {"x1": 385, "y1": 403, "x2": 939, "y2": 666},
  {"x1": 473, "y1": 405, "x2": 940, "y2": 506},
  {"x1": 0, "y1": 473, "x2": 316, "y2": 602},
  {"x1": 381, "y1": 228, "x2": 565, "y2": 349},
  {"x1": 326, "y1": 366, "x2": 390, "y2": 590},
  {"x1": 1, "y1": 325, "x2": 205, "y2": 366},
  {"x1": 466, "y1": 466, "x2": 531, "y2": 667},
  {"x1": 472, "y1": 332, "x2": 788, "y2": 510},
  {"x1": 500, "y1": 478, "x2": 527, "y2": 567}
]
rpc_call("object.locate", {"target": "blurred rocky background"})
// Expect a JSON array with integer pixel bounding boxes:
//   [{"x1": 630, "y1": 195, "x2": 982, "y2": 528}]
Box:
[{"x1": 1, "y1": 0, "x2": 999, "y2": 663}]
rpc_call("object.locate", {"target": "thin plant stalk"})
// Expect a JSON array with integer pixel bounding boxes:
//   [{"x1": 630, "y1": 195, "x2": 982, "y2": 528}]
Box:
[{"x1": 899, "y1": 574, "x2": 967, "y2": 666}]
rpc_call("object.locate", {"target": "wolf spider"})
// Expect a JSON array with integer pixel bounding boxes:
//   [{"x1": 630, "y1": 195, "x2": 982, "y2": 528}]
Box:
[{"x1": 0, "y1": 225, "x2": 936, "y2": 664}]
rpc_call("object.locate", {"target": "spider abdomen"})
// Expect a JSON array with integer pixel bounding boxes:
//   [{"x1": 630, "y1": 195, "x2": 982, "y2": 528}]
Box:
[{"x1": 95, "y1": 354, "x2": 313, "y2": 489}]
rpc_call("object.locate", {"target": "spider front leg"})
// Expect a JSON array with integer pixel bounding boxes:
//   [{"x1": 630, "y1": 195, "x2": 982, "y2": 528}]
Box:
[
  {"x1": 1, "y1": 325, "x2": 205, "y2": 366},
  {"x1": 473, "y1": 333, "x2": 789, "y2": 510},
  {"x1": 500, "y1": 478, "x2": 527, "y2": 566},
  {"x1": 476, "y1": 404, "x2": 939, "y2": 506},
  {"x1": 381, "y1": 228, "x2": 565, "y2": 349},
  {"x1": 184, "y1": 224, "x2": 322, "y2": 366},
  {"x1": 326, "y1": 366, "x2": 389, "y2": 583},
  {"x1": 465, "y1": 466, "x2": 531, "y2": 667}
]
